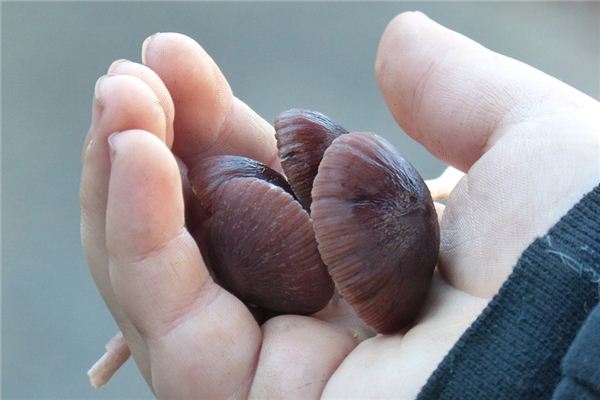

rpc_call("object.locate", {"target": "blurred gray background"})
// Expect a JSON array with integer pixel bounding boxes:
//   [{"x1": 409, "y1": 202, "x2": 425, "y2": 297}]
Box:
[{"x1": 2, "y1": 2, "x2": 598, "y2": 399}]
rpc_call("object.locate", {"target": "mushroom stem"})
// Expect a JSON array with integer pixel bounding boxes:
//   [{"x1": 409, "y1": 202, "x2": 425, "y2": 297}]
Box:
[
  {"x1": 425, "y1": 167, "x2": 465, "y2": 201},
  {"x1": 330, "y1": 287, "x2": 341, "y2": 306},
  {"x1": 434, "y1": 202, "x2": 446, "y2": 225},
  {"x1": 87, "y1": 331, "x2": 130, "y2": 388}
]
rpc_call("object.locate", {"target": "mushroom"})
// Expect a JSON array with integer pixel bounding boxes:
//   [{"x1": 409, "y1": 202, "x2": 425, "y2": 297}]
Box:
[
  {"x1": 274, "y1": 108, "x2": 349, "y2": 210},
  {"x1": 88, "y1": 109, "x2": 450, "y2": 387},
  {"x1": 187, "y1": 155, "x2": 334, "y2": 315},
  {"x1": 275, "y1": 110, "x2": 439, "y2": 333},
  {"x1": 310, "y1": 131, "x2": 439, "y2": 333},
  {"x1": 185, "y1": 109, "x2": 439, "y2": 333}
]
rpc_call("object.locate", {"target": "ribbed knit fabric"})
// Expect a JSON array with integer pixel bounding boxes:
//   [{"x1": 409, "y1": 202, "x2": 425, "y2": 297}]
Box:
[{"x1": 417, "y1": 184, "x2": 600, "y2": 399}]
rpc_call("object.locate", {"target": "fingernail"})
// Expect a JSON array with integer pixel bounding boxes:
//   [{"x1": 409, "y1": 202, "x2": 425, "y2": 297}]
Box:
[
  {"x1": 107, "y1": 59, "x2": 130, "y2": 74},
  {"x1": 107, "y1": 132, "x2": 122, "y2": 164},
  {"x1": 141, "y1": 33, "x2": 160, "y2": 65},
  {"x1": 94, "y1": 75, "x2": 108, "y2": 101},
  {"x1": 91, "y1": 75, "x2": 110, "y2": 127}
]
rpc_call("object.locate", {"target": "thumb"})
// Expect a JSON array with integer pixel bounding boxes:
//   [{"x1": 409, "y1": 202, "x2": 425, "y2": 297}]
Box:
[
  {"x1": 376, "y1": 12, "x2": 600, "y2": 297},
  {"x1": 375, "y1": 11, "x2": 598, "y2": 172}
]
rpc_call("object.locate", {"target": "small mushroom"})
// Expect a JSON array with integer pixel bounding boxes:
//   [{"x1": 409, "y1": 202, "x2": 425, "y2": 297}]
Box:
[
  {"x1": 187, "y1": 155, "x2": 334, "y2": 315},
  {"x1": 187, "y1": 110, "x2": 439, "y2": 332},
  {"x1": 275, "y1": 109, "x2": 348, "y2": 210},
  {"x1": 273, "y1": 109, "x2": 439, "y2": 333},
  {"x1": 187, "y1": 154, "x2": 295, "y2": 214},
  {"x1": 311, "y1": 132, "x2": 440, "y2": 334}
]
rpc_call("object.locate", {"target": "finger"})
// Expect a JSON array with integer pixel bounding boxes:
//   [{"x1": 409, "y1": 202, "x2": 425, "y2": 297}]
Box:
[
  {"x1": 141, "y1": 33, "x2": 280, "y2": 170},
  {"x1": 106, "y1": 130, "x2": 194, "y2": 330},
  {"x1": 106, "y1": 59, "x2": 175, "y2": 148},
  {"x1": 249, "y1": 316, "x2": 357, "y2": 399},
  {"x1": 106, "y1": 131, "x2": 261, "y2": 398},
  {"x1": 376, "y1": 12, "x2": 600, "y2": 298},
  {"x1": 80, "y1": 73, "x2": 167, "y2": 381},
  {"x1": 375, "y1": 12, "x2": 599, "y2": 171}
]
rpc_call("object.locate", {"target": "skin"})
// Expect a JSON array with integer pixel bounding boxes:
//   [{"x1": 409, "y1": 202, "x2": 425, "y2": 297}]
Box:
[{"x1": 80, "y1": 12, "x2": 600, "y2": 399}]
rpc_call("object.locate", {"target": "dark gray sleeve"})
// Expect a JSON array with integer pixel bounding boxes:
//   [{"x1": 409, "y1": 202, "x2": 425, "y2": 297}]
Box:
[
  {"x1": 418, "y1": 184, "x2": 600, "y2": 400},
  {"x1": 552, "y1": 302, "x2": 600, "y2": 400}
]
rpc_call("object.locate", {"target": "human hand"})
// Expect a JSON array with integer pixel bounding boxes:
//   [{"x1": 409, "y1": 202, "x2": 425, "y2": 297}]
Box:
[{"x1": 80, "y1": 12, "x2": 600, "y2": 399}]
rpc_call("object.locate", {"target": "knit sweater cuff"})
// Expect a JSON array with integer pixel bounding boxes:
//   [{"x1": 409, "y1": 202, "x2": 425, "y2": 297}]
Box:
[{"x1": 417, "y1": 184, "x2": 600, "y2": 399}]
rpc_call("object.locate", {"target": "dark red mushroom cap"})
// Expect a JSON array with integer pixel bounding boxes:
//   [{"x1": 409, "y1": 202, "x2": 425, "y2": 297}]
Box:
[
  {"x1": 187, "y1": 154, "x2": 294, "y2": 215},
  {"x1": 311, "y1": 132, "x2": 439, "y2": 333},
  {"x1": 186, "y1": 155, "x2": 334, "y2": 315},
  {"x1": 275, "y1": 109, "x2": 348, "y2": 211},
  {"x1": 207, "y1": 177, "x2": 334, "y2": 314}
]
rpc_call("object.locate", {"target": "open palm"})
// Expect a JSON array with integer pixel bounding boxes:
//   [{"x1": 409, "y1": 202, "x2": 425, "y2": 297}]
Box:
[{"x1": 80, "y1": 13, "x2": 599, "y2": 399}]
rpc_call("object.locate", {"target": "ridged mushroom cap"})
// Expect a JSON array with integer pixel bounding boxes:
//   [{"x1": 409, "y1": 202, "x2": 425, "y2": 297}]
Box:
[
  {"x1": 187, "y1": 155, "x2": 333, "y2": 315},
  {"x1": 207, "y1": 177, "x2": 334, "y2": 314},
  {"x1": 311, "y1": 132, "x2": 439, "y2": 333},
  {"x1": 188, "y1": 154, "x2": 294, "y2": 214},
  {"x1": 275, "y1": 109, "x2": 348, "y2": 211}
]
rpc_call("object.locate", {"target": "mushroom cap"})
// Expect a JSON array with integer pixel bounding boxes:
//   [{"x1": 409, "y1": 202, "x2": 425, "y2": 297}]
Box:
[
  {"x1": 275, "y1": 109, "x2": 348, "y2": 211},
  {"x1": 187, "y1": 154, "x2": 294, "y2": 215},
  {"x1": 311, "y1": 132, "x2": 439, "y2": 333},
  {"x1": 207, "y1": 177, "x2": 334, "y2": 314}
]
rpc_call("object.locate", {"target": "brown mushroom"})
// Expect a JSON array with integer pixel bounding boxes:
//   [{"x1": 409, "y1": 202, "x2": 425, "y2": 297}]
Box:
[
  {"x1": 187, "y1": 154, "x2": 295, "y2": 214},
  {"x1": 187, "y1": 155, "x2": 334, "y2": 315},
  {"x1": 187, "y1": 112, "x2": 440, "y2": 332},
  {"x1": 275, "y1": 109, "x2": 348, "y2": 210},
  {"x1": 273, "y1": 109, "x2": 439, "y2": 333},
  {"x1": 311, "y1": 132, "x2": 439, "y2": 334}
]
